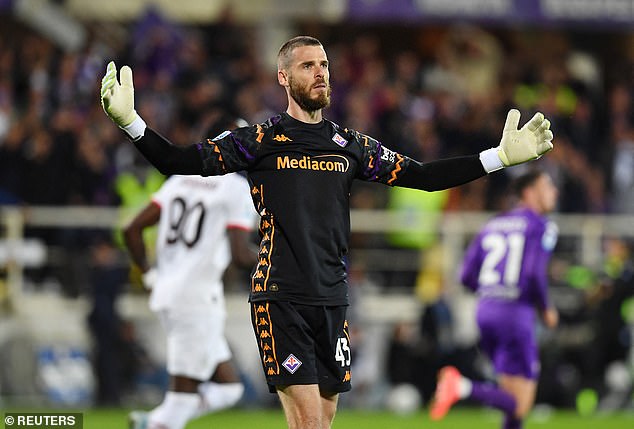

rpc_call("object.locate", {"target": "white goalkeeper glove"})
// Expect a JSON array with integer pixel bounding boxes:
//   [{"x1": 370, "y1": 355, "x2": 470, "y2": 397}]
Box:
[
  {"x1": 480, "y1": 109, "x2": 554, "y2": 173},
  {"x1": 100, "y1": 61, "x2": 146, "y2": 140}
]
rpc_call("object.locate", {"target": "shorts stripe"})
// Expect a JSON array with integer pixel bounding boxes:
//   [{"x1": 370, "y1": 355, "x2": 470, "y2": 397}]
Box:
[{"x1": 253, "y1": 302, "x2": 279, "y2": 375}]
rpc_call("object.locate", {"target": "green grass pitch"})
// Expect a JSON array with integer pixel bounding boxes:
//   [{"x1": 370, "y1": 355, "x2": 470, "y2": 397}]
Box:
[{"x1": 71, "y1": 407, "x2": 633, "y2": 429}]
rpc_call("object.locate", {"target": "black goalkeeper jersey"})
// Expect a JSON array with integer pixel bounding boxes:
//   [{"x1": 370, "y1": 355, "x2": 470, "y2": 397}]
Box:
[
  {"x1": 199, "y1": 113, "x2": 410, "y2": 305},
  {"x1": 134, "y1": 112, "x2": 487, "y2": 306}
]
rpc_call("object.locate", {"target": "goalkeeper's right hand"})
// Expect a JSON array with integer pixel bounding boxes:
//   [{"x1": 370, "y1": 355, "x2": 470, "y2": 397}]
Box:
[{"x1": 100, "y1": 61, "x2": 146, "y2": 140}]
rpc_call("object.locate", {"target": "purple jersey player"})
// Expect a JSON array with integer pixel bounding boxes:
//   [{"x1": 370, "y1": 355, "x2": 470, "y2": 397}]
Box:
[{"x1": 430, "y1": 170, "x2": 559, "y2": 429}]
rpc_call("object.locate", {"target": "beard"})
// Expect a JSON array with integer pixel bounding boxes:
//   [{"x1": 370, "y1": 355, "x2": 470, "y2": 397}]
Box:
[{"x1": 288, "y1": 75, "x2": 331, "y2": 112}]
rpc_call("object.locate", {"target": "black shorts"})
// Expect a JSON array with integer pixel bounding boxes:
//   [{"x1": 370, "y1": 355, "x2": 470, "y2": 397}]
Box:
[{"x1": 250, "y1": 301, "x2": 352, "y2": 394}]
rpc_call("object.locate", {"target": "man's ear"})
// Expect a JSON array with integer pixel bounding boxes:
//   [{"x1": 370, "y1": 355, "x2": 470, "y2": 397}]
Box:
[{"x1": 278, "y1": 69, "x2": 288, "y2": 87}]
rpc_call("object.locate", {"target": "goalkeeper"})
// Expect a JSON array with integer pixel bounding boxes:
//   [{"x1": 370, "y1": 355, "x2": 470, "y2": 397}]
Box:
[{"x1": 101, "y1": 35, "x2": 553, "y2": 429}]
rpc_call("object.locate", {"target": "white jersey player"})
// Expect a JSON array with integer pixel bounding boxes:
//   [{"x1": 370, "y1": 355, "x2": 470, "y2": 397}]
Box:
[
  {"x1": 124, "y1": 172, "x2": 257, "y2": 429},
  {"x1": 149, "y1": 173, "x2": 255, "y2": 311}
]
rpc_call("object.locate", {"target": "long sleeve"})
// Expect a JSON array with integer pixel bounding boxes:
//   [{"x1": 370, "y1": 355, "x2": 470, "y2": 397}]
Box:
[
  {"x1": 132, "y1": 128, "x2": 205, "y2": 176},
  {"x1": 351, "y1": 129, "x2": 488, "y2": 190},
  {"x1": 394, "y1": 155, "x2": 487, "y2": 192}
]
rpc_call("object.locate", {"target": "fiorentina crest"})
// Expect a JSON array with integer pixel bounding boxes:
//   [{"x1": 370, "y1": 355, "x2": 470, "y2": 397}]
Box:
[
  {"x1": 332, "y1": 133, "x2": 348, "y2": 147},
  {"x1": 282, "y1": 354, "x2": 302, "y2": 374}
]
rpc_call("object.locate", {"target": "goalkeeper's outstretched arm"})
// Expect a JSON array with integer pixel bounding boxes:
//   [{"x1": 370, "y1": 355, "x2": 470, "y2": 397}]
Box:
[
  {"x1": 100, "y1": 61, "x2": 205, "y2": 175},
  {"x1": 393, "y1": 109, "x2": 554, "y2": 191},
  {"x1": 133, "y1": 128, "x2": 205, "y2": 176}
]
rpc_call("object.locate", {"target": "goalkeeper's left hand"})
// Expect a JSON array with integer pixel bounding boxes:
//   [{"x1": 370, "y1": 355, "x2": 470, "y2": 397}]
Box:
[{"x1": 497, "y1": 109, "x2": 554, "y2": 166}]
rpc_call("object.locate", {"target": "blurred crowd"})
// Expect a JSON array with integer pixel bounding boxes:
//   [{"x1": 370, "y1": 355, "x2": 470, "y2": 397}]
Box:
[{"x1": 1, "y1": 11, "x2": 634, "y2": 215}]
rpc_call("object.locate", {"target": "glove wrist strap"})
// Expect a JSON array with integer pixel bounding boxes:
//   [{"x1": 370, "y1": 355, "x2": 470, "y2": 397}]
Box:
[
  {"x1": 479, "y1": 147, "x2": 505, "y2": 173},
  {"x1": 122, "y1": 113, "x2": 146, "y2": 141}
]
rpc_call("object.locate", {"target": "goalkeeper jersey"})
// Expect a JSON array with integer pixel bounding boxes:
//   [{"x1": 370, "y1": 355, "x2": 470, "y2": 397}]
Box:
[{"x1": 200, "y1": 113, "x2": 413, "y2": 305}]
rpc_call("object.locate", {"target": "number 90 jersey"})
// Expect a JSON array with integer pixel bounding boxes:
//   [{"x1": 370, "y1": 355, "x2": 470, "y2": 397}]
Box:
[
  {"x1": 148, "y1": 174, "x2": 256, "y2": 311},
  {"x1": 460, "y1": 207, "x2": 558, "y2": 310}
]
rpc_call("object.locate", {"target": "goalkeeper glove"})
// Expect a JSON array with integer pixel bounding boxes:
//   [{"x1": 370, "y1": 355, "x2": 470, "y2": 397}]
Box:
[
  {"x1": 100, "y1": 61, "x2": 146, "y2": 140},
  {"x1": 480, "y1": 109, "x2": 554, "y2": 172},
  {"x1": 498, "y1": 109, "x2": 553, "y2": 166}
]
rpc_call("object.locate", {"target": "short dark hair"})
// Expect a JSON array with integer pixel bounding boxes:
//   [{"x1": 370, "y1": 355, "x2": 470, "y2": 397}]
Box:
[
  {"x1": 511, "y1": 169, "x2": 545, "y2": 198},
  {"x1": 277, "y1": 36, "x2": 323, "y2": 70}
]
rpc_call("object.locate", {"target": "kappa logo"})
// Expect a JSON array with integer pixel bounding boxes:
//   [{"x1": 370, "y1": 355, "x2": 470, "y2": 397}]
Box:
[
  {"x1": 282, "y1": 354, "x2": 302, "y2": 374},
  {"x1": 332, "y1": 133, "x2": 348, "y2": 147},
  {"x1": 272, "y1": 134, "x2": 292, "y2": 142}
]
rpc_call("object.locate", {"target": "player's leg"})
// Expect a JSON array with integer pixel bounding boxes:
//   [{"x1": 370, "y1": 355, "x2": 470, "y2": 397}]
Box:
[
  {"x1": 435, "y1": 302, "x2": 536, "y2": 427},
  {"x1": 437, "y1": 372, "x2": 536, "y2": 429},
  {"x1": 171, "y1": 375, "x2": 200, "y2": 392},
  {"x1": 129, "y1": 374, "x2": 203, "y2": 429},
  {"x1": 138, "y1": 309, "x2": 216, "y2": 429},
  {"x1": 278, "y1": 384, "x2": 336, "y2": 429},
  {"x1": 499, "y1": 374, "x2": 537, "y2": 417},
  {"x1": 429, "y1": 366, "x2": 518, "y2": 421},
  {"x1": 313, "y1": 305, "x2": 351, "y2": 427},
  {"x1": 197, "y1": 360, "x2": 244, "y2": 413},
  {"x1": 129, "y1": 309, "x2": 201, "y2": 429},
  {"x1": 319, "y1": 389, "x2": 339, "y2": 428},
  {"x1": 250, "y1": 302, "x2": 349, "y2": 429},
  {"x1": 130, "y1": 375, "x2": 202, "y2": 429},
  {"x1": 492, "y1": 312, "x2": 540, "y2": 429},
  {"x1": 191, "y1": 302, "x2": 244, "y2": 415},
  {"x1": 430, "y1": 306, "x2": 521, "y2": 421},
  {"x1": 211, "y1": 360, "x2": 241, "y2": 383},
  {"x1": 251, "y1": 301, "x2": 322, "y2": 428}
]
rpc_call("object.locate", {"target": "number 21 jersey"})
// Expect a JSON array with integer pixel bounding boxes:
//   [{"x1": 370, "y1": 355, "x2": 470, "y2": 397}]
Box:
[{"x1": 460, "y1": 207, "x2": 558, "y2": 311}]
